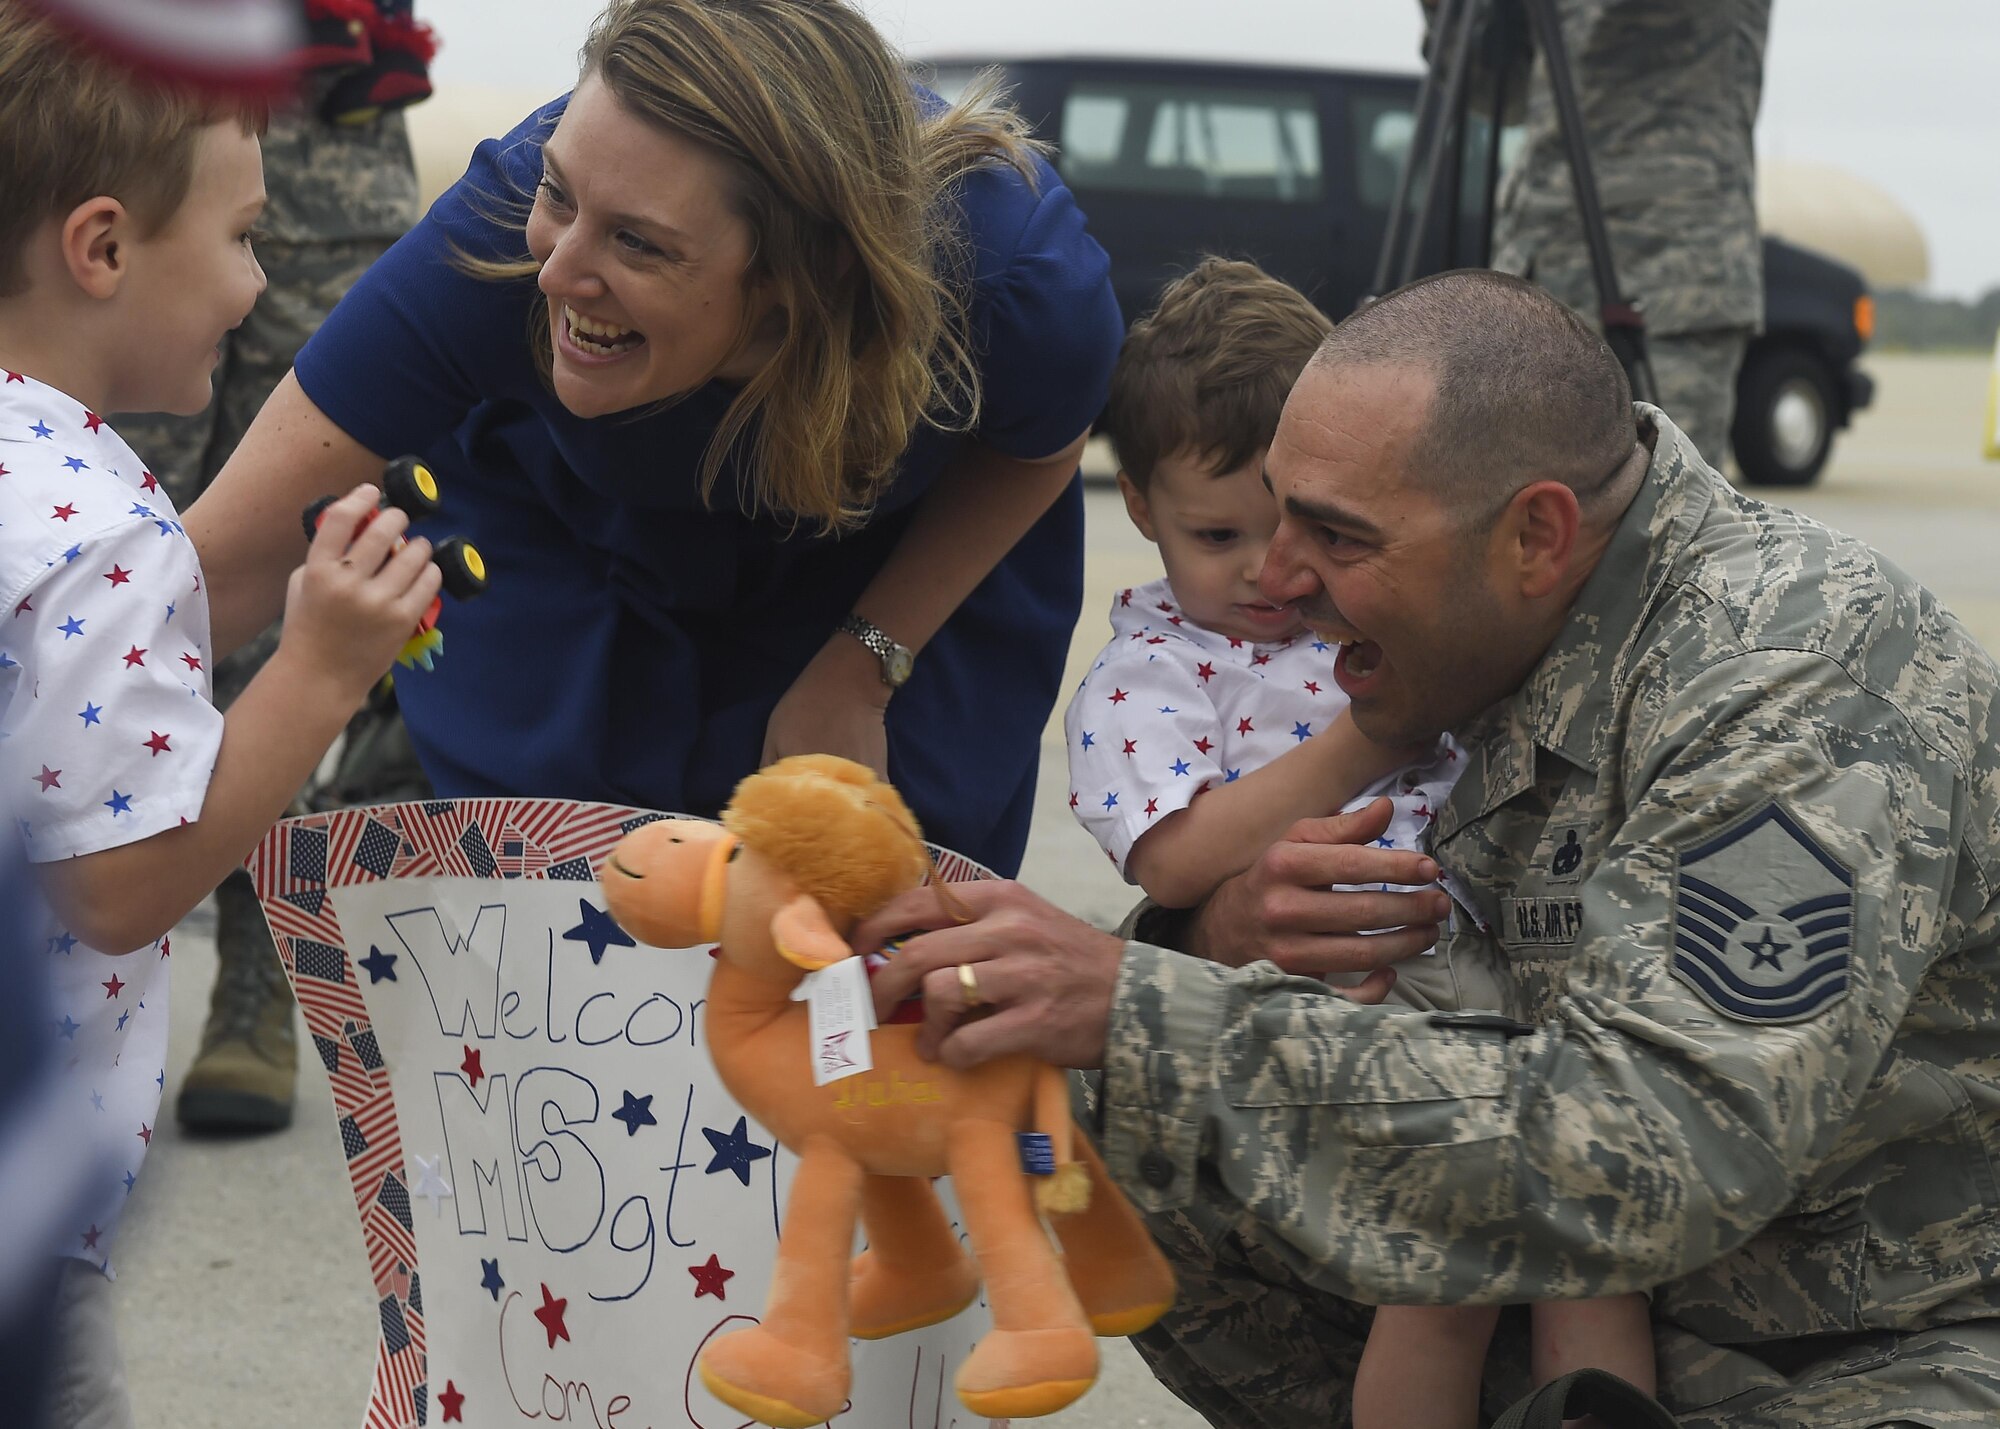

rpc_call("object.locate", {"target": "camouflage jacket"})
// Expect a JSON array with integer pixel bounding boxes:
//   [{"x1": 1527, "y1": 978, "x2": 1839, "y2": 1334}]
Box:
[
  {"x1": 1491, "y1": 0, "x2": 1771, "y2": 336},
  {"x1": 256, "y1": 81, "x2": 420, "y2": 248},
  {"x1": 1102, "y1": 407, "x2": 2000, "y2": 1345}
]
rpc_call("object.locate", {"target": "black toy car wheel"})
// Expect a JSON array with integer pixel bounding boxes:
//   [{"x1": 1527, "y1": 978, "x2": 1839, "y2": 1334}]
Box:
[
  {"x1": 433, "y1": 536, "x2": 487, "y2": 601},
  {"x1": 381, "y1": 455, "x2": 443, "y2": 517},
  {"x1": 1732, "y1": 344, "x2": 1838, "y2": 487}
]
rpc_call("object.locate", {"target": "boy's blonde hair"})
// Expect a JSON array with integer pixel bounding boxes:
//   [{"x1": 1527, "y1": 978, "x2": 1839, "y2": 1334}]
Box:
[
  {"x1": 1102, "y1": 256, "x2": 1334, "y2": 491},
  {"x1": 0, "y1": 7, "x2": 261, "y2": 298}
]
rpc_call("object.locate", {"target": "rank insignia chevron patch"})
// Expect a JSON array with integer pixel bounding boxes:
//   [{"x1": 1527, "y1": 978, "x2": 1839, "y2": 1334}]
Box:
[{"x1": 1672, "y1": 803, "x2": 1854, "y2": 1023}]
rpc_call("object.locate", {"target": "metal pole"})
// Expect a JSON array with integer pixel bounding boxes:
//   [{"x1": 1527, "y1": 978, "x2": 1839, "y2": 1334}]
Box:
[
  {"x1": 1370, "y1": 0, "x2": 1466, "y2": 301},
  {"x1": 1397, "y1": 0, "x2": 1484, "y2": 288}
]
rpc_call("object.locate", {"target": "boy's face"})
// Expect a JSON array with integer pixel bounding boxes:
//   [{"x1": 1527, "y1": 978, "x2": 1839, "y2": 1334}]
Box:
[
  {"x1": 111, "y1": 121, "x2": 267, "y2": 416},
  {"x1": 1119, "y1": 446, "x2": 1306, "y2": 645}
]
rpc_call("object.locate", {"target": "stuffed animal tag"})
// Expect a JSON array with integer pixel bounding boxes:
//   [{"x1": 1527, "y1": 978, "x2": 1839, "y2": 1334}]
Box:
[{"x1": 797, "y1": 957, "x2": 875, "y2": 1085}]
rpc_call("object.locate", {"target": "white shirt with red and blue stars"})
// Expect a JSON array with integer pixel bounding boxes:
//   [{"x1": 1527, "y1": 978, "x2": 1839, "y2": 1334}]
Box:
[
  {"x1": 0, "y1": 371, "x2": 224, "y2": 1274},
  {"x1": 1063, "y1": 575, "x2": 1465, "y2": 884}
]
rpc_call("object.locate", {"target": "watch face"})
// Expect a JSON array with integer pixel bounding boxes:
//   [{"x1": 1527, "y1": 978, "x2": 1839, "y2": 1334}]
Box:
[{"x1": 885, "y1": 647, "x2": 914, "y2": 687}]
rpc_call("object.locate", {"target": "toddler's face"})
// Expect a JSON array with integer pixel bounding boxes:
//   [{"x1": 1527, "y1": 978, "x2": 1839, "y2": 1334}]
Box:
[
  {"x1": 111, "y1": 121, "x2": 267, "y2": 416},
  {"x1": 1120, "y1": 446, "x2": 1305, "y2": 645}
]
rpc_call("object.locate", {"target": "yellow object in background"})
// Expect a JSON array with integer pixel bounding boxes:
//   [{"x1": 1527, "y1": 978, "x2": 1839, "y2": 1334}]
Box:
[{"x1": 1987, "y1": 328, "x2": 2000, "y2": 460}]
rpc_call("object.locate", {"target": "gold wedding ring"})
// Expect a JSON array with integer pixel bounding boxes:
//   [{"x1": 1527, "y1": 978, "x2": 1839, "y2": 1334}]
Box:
[{"x1": 958, "y1": 962, "x2": 984, "y2": 1008}]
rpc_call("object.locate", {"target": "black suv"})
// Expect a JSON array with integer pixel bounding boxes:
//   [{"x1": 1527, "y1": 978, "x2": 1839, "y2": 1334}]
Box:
[{"x1": 924, "y1": 55, "x2": 1874, "y2": 487}]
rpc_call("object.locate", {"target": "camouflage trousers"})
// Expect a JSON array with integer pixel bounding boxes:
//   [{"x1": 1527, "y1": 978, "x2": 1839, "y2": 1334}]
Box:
[
  {"x1": 1129, "y1": 1182, "x2": 2000, "y2": 1428},
  {"x1": 1641, "y1": 327, "x2": 1750, "y2": 476}
]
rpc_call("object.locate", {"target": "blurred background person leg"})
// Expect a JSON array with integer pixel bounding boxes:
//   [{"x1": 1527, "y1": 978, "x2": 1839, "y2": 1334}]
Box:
[{"x1": 1490, "y1": 0, "x2": 1771, "y2": 468}]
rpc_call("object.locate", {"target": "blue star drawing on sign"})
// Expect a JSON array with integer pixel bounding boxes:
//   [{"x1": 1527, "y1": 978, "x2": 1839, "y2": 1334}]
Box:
[
  {"x1": 58, "y1": 615, "x2": 84, "y2": 639},
  {"x1": 480, "y1": 1258, "x2": 505, "y2": 1302},
  {"x1": 702, "y1": 1116, "x2": 773, "y2": 1187},
  {"x1": 1224, "y1": 768, "x2": 1242, "y2": 783},
  {"x1": 612, "y1": 1090, "x2": 657, "y2": 1137},
  {"x1": 1292, "y1": 722, "x2": 1313, "y2": 742},
  {"x1": 1101, "y1": 792, "x2": 1118, "y2": 810},
  {"x1": 563, "y1": 898, "x2": 636, "y2": 965},
  {"x1": 1079, "y1": 731, "x2": 1095, "y2": 750},
  {"x1": 123, "y1": 1171, "x2": 136, "y2": 1194},
  {"x1": 50, "y1": 931, "x2": 76, "y2": 954},
  {"x1": 77, "y1": 702, "x2": 102, "y2": 728},
  {"x1": 1170, "y1": 758, "x2": 1191, "y2": 776},
  {"x1": 104, "y1": 790, "x2": 133, "y2": 817},
  {"x1": 61, "y1": 455, "x2": 87, "y2": 472},
  {"x1": 56, "y1": 1015, "x2": 80, "y2": 1040},
  {"x1": 60, "y1": 544, "x2": 80, "y2": 564},
  {"x1": 128, "y1": 503, "x2": 151, "y2": 518},
  {"x1": 28, "y1": 421, "x2": 52, "y2": 439},
  {"x1": 358, "y1": 945, "x2": 399, "y2": 984}
]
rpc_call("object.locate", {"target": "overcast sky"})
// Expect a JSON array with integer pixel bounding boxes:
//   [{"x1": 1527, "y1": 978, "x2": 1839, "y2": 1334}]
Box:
[{"x1": 416, "y1": 0, "x2": 2000, "y2": 300}]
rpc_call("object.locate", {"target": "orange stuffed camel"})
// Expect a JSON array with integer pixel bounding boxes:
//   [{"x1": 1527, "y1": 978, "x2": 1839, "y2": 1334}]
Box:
[{"x1": 599, "y1": 755, "x2": 1175, "y2": 1428}]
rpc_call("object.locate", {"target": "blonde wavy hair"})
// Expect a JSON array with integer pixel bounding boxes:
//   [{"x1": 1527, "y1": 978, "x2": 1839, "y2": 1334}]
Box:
[{"x1": 464, "y1": 0, "x2": 1042, "y2": 531}]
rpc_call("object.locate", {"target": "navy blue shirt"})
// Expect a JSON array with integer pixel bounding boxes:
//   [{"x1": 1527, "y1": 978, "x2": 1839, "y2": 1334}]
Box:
[{"x1": 295, "y1": 96, "x2": 1122, "y2": 874}]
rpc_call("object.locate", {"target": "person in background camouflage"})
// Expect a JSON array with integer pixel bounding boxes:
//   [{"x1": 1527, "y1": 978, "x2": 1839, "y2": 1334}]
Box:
[
  {"x1": 115, "y1": 56, "x2": 428, "y2": 1134},
  {"x1": 1487, "y1": 0, "x2": 1771, "y2": 467},
  {"x1": 858, "y1": 270, "x2": 2000, "y2": 1425}
]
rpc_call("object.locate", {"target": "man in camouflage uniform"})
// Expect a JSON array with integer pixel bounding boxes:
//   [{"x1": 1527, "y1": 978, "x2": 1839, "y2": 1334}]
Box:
[
  {"x1": 116, "y1": 69, "x2": 427, "y2": 1133},
  {"x1": 861, "y1": 271, "x2": 2000, "y2": 1425},
  {"x1": 1489, "y1": 0, "x2": 1770, "y2": 466}
]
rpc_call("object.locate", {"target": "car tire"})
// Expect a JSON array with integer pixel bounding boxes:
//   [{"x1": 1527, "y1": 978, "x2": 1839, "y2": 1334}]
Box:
[{"x1": 1732, "y1": 344, "x2": 1838, "y2": 487}]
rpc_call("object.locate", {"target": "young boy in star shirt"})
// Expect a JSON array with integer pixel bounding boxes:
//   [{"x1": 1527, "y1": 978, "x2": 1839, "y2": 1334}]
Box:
[
  {"x1": 0, "y1": 12, "x2": 443, "y2": 1423},
  {"x1": 1065, "y1": 258, "x2": 1655, "y2": 1429}
]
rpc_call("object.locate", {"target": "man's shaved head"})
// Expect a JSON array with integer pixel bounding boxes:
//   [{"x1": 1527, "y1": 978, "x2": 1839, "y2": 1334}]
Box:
[{"x1": 1310, "y1": 269, "x2": 1637, "y2": 521}]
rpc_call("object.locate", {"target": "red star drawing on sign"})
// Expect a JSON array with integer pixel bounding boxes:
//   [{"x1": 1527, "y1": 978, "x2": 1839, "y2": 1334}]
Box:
[
  {"x1": 1195, "y1": 662, "x2": 1216, "y2": 683},
  {"x1": 82, "y1": 411, "x2": 104, "y2": 433},
  {"x1": 534, "y1": 1283, "x2": 570, "y2": 1349},
  {"x1": 1192, "y1": 737, "x2": 1214, "y2": 755},
  {"x1": 51, "y1": 503, "x2": 76, "y2": 522},
  {"x1": 1107, "y1": 688, "x2": 1128, "y2": 704},
  {"x1": 460, "y1": 1046, "x2": 484, "y2": 1087},
  {"x1": 1227, "y1": 637, "x2": 1244, "y2": 648},
  {"x1": 33, "y1": 765, "x2": 61, "y2": 792},
  {"x1": 143, "y1": 731, "x2": 171, "y2": 756},
  {"x1": 1251, "y1": 652, "x2": 1271, "y2": 666},
  {"x1": 103, "y1": 565, "x2": 132, "y2": 588},
  {"x1": 688, "y1": 1253, "x2": 734, "y2": 1300},
  {"x1": 179, "y1": 651, "x2": 202, "y2": 671},
  {"x1": 160, "y1": 937, "x2": 171, "y2": 959},
  {"x1": 103, "y1": 974, "x2": 125, "y2": 999},
  {"x1": 138, "y1": 1123, "x2": 152, "y2": 1145},
  {"x1": 438, "y1": 1380, "x2": 465, "y2": 1422},
  {"x1": 122, "y1": 646, "x2": 146, "y2": 667},
  {"x1": 140, "y1": 471, "x2": 158, "y2": 493},
  {"x1": 1168, "y1": 614, "x2": 1184, "y2": 625},
  {"x1": 1121, "y1": 739, "x2": 1138, "y2": 756},
  {"x1": 1236, "y1": 717, "x2": 1255, "y2": 736},
  {"x1": 1144, "y1": 798, "x2": 1159, "y2": 817},
  {"x1": 3, "y1": 371, "x2": 22, "y2": 383},
  {"x1": 1303, "y1": 680, "x2": 1320, "y2": 695},
  {"x1": 1157, "y1": 600, "x2": 1174, "y2": 613},
  {"x1": 1068, "y1": 791, "x2": 1078, "y2": 809},
  {"x1": 82, "y1": 1225, "x2": 101, "y2": 1249}
]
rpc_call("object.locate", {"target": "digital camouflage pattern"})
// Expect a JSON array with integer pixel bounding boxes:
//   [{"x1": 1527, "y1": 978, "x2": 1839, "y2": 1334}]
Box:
[
  {"x1": 1102, "y1": 408, "x2": 2000, "y2": 1425},
  {"x1": 1491, "y1": 0, "x2": 1770, "y2": 460}
]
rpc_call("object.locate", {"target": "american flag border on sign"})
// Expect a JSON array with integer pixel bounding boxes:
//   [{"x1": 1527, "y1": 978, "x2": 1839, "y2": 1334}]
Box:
[{"x1": 244, "y1": 798, "x2": 995, "y2": 1429}]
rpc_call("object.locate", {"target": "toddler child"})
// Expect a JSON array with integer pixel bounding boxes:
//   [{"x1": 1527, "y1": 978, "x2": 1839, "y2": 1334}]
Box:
[
  {"x1": 1065, "y1": 257, "x2": 1655, "y2": 1429},
  {"x1": 0, "y1": 11, "x2": 442, "y2": 1424}
]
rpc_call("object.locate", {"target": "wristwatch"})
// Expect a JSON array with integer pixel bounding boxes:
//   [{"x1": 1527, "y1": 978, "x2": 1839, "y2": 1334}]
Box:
[{"x1": 838, "y1": 614, "x2": 915, "y2": 690}]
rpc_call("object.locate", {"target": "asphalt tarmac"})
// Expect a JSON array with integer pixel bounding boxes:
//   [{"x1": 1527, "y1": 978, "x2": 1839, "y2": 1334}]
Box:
[{"x1": 112, "y1": 353, "x2": 1997, "y2": 1428}]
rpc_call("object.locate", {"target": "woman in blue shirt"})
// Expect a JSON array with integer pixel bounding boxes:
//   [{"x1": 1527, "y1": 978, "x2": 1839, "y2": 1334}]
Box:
[{"x1": 183, "y1": 0, "x2": 1121, "y2": 875}]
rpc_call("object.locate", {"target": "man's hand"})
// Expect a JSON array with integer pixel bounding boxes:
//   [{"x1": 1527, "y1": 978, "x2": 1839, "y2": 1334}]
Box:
[
  {"x1": 1191, "y1": 798, "x2": 1452, "y2": 979},
  {"x1": 852, "y1": 881, "x2": 1124, "y2": 1071}
]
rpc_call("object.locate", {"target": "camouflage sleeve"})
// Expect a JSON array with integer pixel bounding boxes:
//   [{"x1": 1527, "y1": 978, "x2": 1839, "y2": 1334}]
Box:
[{"x1": 1099, "y1": 645, "x2": 1969, "y2": 1305}]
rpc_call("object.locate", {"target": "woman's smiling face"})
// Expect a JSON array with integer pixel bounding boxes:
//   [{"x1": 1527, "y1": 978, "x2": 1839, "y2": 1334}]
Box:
[{"x1": 525, "y1": 74, "x2": 785, "y2": 418}]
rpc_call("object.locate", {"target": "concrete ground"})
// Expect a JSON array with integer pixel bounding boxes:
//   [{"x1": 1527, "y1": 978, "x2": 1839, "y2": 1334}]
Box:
[{"x1": 114, "y1": 353, "x2": 1999, "y2": 1426}]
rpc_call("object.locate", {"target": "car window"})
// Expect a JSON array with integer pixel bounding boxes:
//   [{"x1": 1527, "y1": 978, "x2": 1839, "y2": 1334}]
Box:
[
  {"x1": 914, "y1": 63, "x2": 987, "y2": 104},
  {"x1": 1056, "y1": 79, "x2": 1323, "y2": 203},
  {"x1": 1349, "y1": 89, "x2": 1525, "y2": 214}
]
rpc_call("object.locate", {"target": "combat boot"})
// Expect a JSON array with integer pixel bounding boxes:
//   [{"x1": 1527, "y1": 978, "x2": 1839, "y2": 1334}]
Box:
[{"x1": 176, "y1": 870, "x2": 297, "y2": 1133}]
